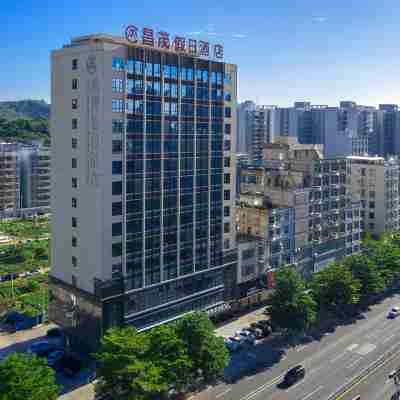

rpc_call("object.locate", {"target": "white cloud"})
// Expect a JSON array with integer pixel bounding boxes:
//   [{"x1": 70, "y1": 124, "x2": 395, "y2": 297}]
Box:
[{"x1": 187, "y1": 31, "x2": 202, "y2": 35}]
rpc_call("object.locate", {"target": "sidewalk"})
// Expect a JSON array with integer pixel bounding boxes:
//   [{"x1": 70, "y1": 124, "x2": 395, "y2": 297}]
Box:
[{"x1": 215, "y1": 305, "x2": 269, "y2": 338}]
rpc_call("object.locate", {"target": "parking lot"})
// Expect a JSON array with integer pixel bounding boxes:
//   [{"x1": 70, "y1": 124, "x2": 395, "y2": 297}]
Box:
[{"x1": 0, "y1": 322, "x2": 96, "y2": 399}]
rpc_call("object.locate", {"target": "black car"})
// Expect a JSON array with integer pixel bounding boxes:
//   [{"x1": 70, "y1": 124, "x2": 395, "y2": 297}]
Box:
[
  {"x1": 62, "y1": 356, "x2": 83, "y2": 377},
  {"x1": 282, "y1": 365, "x2": 305, "y2": 387},
  {"x1": 46, "y1": 327, "x2": 64, "y2": 338}
]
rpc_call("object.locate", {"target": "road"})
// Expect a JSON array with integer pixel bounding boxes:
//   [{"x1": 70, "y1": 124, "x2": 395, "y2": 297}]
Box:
[{"x1": 194, "y1": 291, "x2": 400, "y2": 400}]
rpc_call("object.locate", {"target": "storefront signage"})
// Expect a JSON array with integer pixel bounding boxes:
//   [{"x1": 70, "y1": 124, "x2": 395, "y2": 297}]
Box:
[{"x1": 125, "y1": 25, "x2": 224, "y2": 60}]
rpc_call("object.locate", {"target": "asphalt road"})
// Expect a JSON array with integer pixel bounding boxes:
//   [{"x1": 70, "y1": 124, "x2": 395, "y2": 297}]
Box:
[{"x1": 194, "y1": 290, "x2": 400, "y2": 400}]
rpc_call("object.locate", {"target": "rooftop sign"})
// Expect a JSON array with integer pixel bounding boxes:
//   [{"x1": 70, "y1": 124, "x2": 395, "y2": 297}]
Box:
[{"x1": 124, "y1": 25, "x2": 224, "y2": 60}]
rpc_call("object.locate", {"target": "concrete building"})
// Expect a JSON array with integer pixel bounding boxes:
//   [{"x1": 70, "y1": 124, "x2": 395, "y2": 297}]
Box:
[
  {"x1": 0, "y1": 143, "x2": 20, "y2": 212},
  {"x1": 49, "y1": 32, "x2": 238, "y2": 347},
  {"x1": 20, "y1": 143, "x2": 51, "y2": 208},
  {"x1": 263, "y1": 137, "x2": 362, "y2": 275},
  {"x1": 348, "y1": 155, "x2": 399, "y2": 237},
  {"x1": 236, "y1": 101, "x2": 255, "y2": 154}
]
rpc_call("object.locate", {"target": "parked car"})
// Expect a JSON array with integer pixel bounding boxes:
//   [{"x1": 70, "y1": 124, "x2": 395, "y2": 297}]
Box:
[
  {"x1": 388, "y1": 306, "x2": 400, "y2": 319},
  {"x1": 28, "y1": 341, "x2": 57, "y2": 357},
  {"x1": 47, "y1": 350, "x2": 65, "y2": 370},
  {"x1": 61, "y1": 356, "x2": 83, "y2": 377},
  {"x1": 282, "y1": 365, "x2": 305, "y2": 387},
  {"x1": 248, "y1": 327, "x2": 264, "y2": 339},
  {"x1": 46, "y1": 328, "x2": 64, "y2": 338},
  {"x1": 224, "y1": 337, "x2": 241, "y2": 352},
  {"x1": 238, "y1": 330, "x2": 256, "y2": 345}
]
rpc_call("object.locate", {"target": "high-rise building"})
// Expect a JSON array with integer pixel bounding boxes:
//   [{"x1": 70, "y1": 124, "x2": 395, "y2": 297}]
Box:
[
  {"x1": 20, "y1": 142, "x2": 51, "y2": 208},
  {"x1": 0, "y1": 143, "x2": 20, "y2": 211},
  {"x1": 376, "y1": 104, "x2": 400, "y2": 157},
  {"x1": 49, "y1": 31, "x2": 238, "y2": 347},
  {"x1": 348, "y1": 155, "x2": 400, "y2": 237},
  {"x1": 236, "y1": 101, "x2": 255, "y2": 153}
]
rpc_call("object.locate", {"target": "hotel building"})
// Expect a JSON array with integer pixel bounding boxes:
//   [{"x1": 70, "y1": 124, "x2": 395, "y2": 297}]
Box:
[{"x1": 49, "y1": 31, "x2": 237, "y2": 347}]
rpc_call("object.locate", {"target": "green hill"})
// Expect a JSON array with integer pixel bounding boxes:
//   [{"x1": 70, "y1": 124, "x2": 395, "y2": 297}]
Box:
[
  {"x1": 0, "y1": 100, "x2": 50, "y2": 144},
  {"x1": 0, "y1": 100, "x2": 49, "y2": 121}
]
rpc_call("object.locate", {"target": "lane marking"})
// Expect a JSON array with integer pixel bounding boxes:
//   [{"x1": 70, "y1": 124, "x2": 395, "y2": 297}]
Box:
[
  {"x1": 301, "y1": 385, "x2": 324, "y2": 400},
  {"x1": 347, "y1": 344, "x2": 359, "y2": 352},
  {"x1": 331, "y1": 352, "x2": 346, "y2": 363},
  {"x1": 382, "y1": 333, "x2": 396, "y2": 345},
  {"x1": 239, "y1": 371, "x2": 286, "y2": 400},
  {"x1": 346, "y1": 357, "x2": 363, "y2": 369},
  {"x1": 355, "y1": 343, "x2": 376, "y2": 356},
  {"x1": 296, "y1": 345, "x2": 307, "y2": 352},
  {"x1": 216, "y1": 388, "x2": 231, "y2": 398}
]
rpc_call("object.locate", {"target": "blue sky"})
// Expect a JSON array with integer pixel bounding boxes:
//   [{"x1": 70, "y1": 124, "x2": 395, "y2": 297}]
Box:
[{"x1": 1, "y1": 0, "x2": 399, "y2": 106}]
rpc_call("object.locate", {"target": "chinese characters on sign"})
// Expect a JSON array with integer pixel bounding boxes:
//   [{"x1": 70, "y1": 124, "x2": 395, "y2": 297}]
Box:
[{"x1": 124, "y1": 25, "x2": 224, "y2": 60}]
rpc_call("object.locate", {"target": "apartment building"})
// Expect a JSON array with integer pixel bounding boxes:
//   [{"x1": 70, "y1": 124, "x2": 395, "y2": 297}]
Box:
[
  {"x1": 0, "y1": 143, "x2": 20, "y2": 211},
  {"x1": 20, "y1": 143, "x2": 51, "y2": 208},
  {"x1": 49, "y1": 30, "x2": 237, "y2": 347},
  {"x1": 348, "y1": 155, "x2": 399, "y2": 237}
]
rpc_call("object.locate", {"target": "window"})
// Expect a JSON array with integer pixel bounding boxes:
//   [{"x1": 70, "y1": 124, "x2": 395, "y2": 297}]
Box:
[
  {"x1": 112, "y1": 140, "x2": 122, "y2": 154},
  {"x1": 72, "y1": 78, "x2": 78, "y2": 90},
  {"x1": 224, "y1": 141, "x2": 231, "y2": 151},
  {"x1": 112, "y1": 264, "x2": 123, "y2": 278},
  {"x1": 72, "y1": 138, "x2": 78, "y2": 149},
  {"x1": 369, "y1": 223, "x2": 375, "y2": 230},
  {"x1": 224, "y1": 157, "x2": 230, "y2": 168},
  {"x1": 224, "y1": 190, "x2": 230, "y2": 201},
  {"x1": 224, "y1": 222, "x2": 230, "y2": 233},
  {"x1": 112, "y1": 222, "x2": 122, "y2": 236},
  {"x1": 224, "y1": 107, "x2": 231, "y2": 118},
  {"x1": 112, "y1": 161, "x2": 122, "y2": 175},
  {"x1": 225, "y1": 124, "x2": 231, "y2": 135},
  {"x1": 112, "y1": 181, "x2": 122, "y2": 195},
  {"x1": 369, "y1": 191, "x2": 375, "y2": 198},
  {"x1": 72, "y1": 158, "x2": 77, "y2": 168},
  {"x1": 72, "y1": 257, "x2": 77, "y2": 268},
  {"x1": 224, "y1": 73, "x2": 232, "y2": 85},
  {"x1": 72, "y1": 237, "x2": 77, "y2": 247},
  {"x1": 112, "y1": 99, "x2": 124, "y2": 113},
  {"x1": 72, "y1": 59, "x2": 78, "y2": 70},
  {"x1": 112, "y1": 79, "x2": 124, "y2": 93},
  {"x1": 112, "y1": 243, "x2": 123, "y2": 257},
  {"x1": 112, "y1": 119, "x2": 124, "y2": 133},
  {"x1": 72, "y1": 217, "x2": 77, "y2": 228},
  {"x1": 72, "y1": 118, "x2": 78, "y2": 130},
  {"x1": 224, "y1": 206, "x2": 230, "y2": 217},
  {"x1": 369, "y1": 212, "x2": 375, "y2": 219},
  {"x1": 224, "y1": 173, "x2": 230, "y2": 184},
  {"x1": 112, "y1": 202, "x2": 122, "y2": 216},
  {"x1": 72, "y1": 275, "x2": 77, "y2": 286},
  {"x1": 72, "y1": 177, "x2": 78, "y2": 188},
  {"x1": 224, "y1": 239, "x2": 230, "y2": 249},
  {"x1": 72, "y1": 99, "x2": 78, "y2": 109},
  {"x1": 224, "y1": 91, "x2": 231, "y2": 102},
  {"x1": 72, "y1": 198, "x2": 77, "y2": 208},
  {"x1": 112, "y1": 57, "x2": 125, "y2": 71},
  {"x1": 369, "y1": 202, "x2": 375, "y2": 209}
]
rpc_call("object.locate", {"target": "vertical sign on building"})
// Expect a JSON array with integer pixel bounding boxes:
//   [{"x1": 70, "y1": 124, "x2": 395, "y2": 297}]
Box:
[{"x1": 86, "y1": 54, "x2": 99, "y2": 187}]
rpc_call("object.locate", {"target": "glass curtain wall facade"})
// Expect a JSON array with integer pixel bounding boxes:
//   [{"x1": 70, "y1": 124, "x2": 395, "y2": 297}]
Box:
[{"x1": 114, "y1": 47, "x2": 229, "y2": 328}]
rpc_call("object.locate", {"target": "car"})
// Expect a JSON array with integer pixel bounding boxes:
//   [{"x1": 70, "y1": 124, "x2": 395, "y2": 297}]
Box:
[
  {"x1": 247, "y1": 326, "x2": 264, "y2": 339},
  {"x1": 282, "y1": 365, "x2": 305, "y2": 387},
  {"x1": 47, "y1": 350, "x2": 65, "y2": 369},
  {"x1": 238, "y1": 330, "x2": 256, "y2": 344},
  {"x1": 224, "y1": 337, "x2": 241, "y2": 352},
  {"x1": 388, "y1": 306, "x2": 400, "y2": 319},
  {"x1": 28, "y1": 341, "x2": 57, "y2": 357},
  {"x1": 61, "y1": 356, "x2": 83, "y2": 377},
  {"x1": 46, "y1": 328, "x2": 64, "y2": 338}
]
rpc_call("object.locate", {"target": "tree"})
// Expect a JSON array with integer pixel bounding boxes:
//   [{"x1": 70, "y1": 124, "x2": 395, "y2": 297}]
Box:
[
  {"x1": 175, "y1": 312, "x2": 229, "y2": 382},
  {"x1": 95, "y1": 327, "x2": 168, "y2": 400},
  {"x1": 344, "y1": 254, "x2": 385, "y2": 296},
  {"x1": 310, "y1": 263, "x2": 361, "y2": 311},
  {"x1": 0, "y1": 353, "x2": 59, "y2": 400},
  {"x1": 269, "y1": 268, "x2": 317, "y2": 333},
  {"x1": 146, "y1": 325, "x2": 192, "y2": 393}
]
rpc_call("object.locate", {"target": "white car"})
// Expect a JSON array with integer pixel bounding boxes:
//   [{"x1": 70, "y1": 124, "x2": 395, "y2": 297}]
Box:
[
  {"x1": 388, "y1": 306, "x2": 400, "y2": 319},
  {"x1": 238, "y1": 330, "x2": 256, "y2": 345}
]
